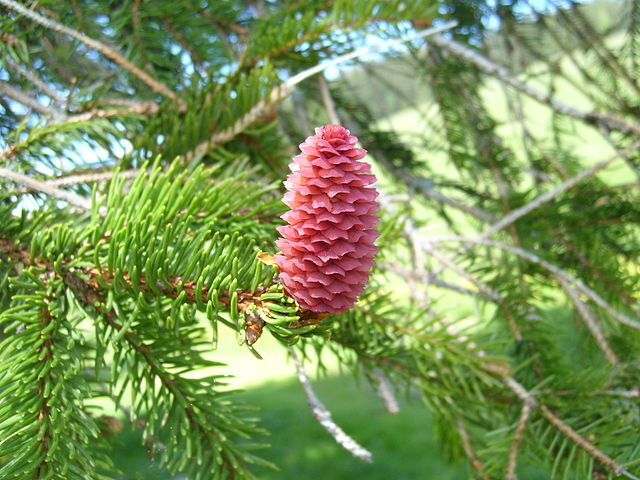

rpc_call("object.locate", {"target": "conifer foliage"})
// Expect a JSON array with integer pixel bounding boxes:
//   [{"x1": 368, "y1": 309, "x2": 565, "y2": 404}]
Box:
[{"x1": 1, "y1": 1, "x2": 639, "y2": 479}]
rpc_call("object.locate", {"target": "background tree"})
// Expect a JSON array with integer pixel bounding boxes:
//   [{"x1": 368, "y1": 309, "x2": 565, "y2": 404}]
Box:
[{"x1": 1, "y1": 1, "x2": 639, "y2": 479}]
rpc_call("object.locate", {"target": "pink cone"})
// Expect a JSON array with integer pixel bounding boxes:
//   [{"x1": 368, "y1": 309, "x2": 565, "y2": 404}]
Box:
[{"x1": 275, "y1": 125, "x2": 379, "y2": 314}]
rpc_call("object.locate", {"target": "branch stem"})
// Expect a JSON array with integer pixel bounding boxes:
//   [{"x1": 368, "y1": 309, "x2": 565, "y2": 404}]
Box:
[{"x1": 289, "y1": 348, "x2": 373, "y2": 462}]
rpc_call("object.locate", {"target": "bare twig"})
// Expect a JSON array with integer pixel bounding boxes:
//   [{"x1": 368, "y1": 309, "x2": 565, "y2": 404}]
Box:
[
  {"x1": 557, "y1": 277, "x2": 619, "y2": 367},
  {"x1": 505, "y1": 402, "x2": 533, "y2": 480},
  {"x1": 380, "y1": 162, "x2": 496, "y2": 222},
  {"x1": 403, "y1": 216, "x2": 430, "y2": 304},
  {"x1": 422, "y1": 243, "x2": 501, "y2": 302},
  {"x1": 479, "y1": 140, "x2": 640, "y2": 240},
  {"x1": 425, "y1": 236, "x2": 640, "y2": 331},
  {"x1": 589, "y1": 388, "x2": 640, "y2": 399},
  {"x1": 371, "y1": 369, "x2": 400, "y2": 414},
  {"x1": 318, "y1": 74, "x2": 340, "y2": 125},
  {"x1": 0, "y1": 104, "x2": 157, "y2": 162},
  {"x1": 0, "y1": 80, "x2": 59, "y2": 116},
  {"x1": 59, "y1": 102, "x2": 159, "y2": 123},
  {"x1": 423, "y1": 241, "x2": 523, "y2": 341},
  {"x1": 0, "y1": 167, "x2": 91, "y2": 211},
  {"x1": 456, "y1": 418, "x2": 489, "y2": 480},
  {"x1": 0, "y1": 0, "x2": 178, "y2": 101},
  {"x1": 379, "y1": 262, "x2": 489, "y2": 298},
  {"x1": 289, "y1": 348, "x2": 373, "y2": 462},
  {"x1": 12, "y1": 169, "x2": 139, "y2": 195},
  {"x1": 429, "y1": 34, "x2": 640, "y2": 137},
  {"x1": 5, "y1": 58, "x2": 67, "y2": 105}
]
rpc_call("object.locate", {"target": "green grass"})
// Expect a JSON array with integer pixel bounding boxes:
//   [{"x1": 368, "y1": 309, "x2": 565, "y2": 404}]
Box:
[{"x1": 111, "y1": 373, "x2": 470, "y2": 480}]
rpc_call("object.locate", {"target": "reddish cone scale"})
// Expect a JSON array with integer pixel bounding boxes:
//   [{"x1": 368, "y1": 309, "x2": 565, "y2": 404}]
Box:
[{"x1": 275, "y1": 125, "x2": 379, "y2": 314}]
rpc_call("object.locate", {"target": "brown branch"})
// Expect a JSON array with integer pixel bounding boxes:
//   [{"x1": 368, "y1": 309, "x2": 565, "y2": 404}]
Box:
[
  {"x1": 34, "y1": 297, "x2": 54, "y2": 478},
  {"x1": 131, "y1": 0, "x2": 154, "y2": 73},
  {"x1": 160, "y1": 16, "x2": 205, "y2": 69},
  {"x1": 197, "y1": 7, "x2": 249, "y2": 36}
]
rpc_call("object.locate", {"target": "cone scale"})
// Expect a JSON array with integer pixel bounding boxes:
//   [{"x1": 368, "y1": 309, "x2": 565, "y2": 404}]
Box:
[{"x1": 275, "y1": 125, "x2": 380, "y2": 314}]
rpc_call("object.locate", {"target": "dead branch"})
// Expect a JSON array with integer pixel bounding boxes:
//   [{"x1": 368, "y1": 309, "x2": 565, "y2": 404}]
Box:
[{"x1": 289, "y1": 348, "x2": 373, "y2": 462}]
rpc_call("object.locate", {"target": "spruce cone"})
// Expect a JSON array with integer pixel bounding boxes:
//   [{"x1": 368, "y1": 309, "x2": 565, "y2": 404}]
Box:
[{"x1": 275, "y1": 125, "x2": 379, "y2": 314}]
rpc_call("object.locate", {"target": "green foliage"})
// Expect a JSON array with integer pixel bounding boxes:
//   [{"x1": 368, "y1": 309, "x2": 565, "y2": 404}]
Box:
[{"x1": 0, "y1": 274, "x2": 114, "y2": 479}]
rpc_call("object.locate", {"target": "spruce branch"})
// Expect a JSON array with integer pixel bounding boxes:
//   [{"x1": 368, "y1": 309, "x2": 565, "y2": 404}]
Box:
[
  {"x1": 0, "y1": 236, "x2": 268, "y2": 478},
  {"x1": 478, "y1": 139, "x2": 640, "y2": 240},
  {"x1": 195, "y1": 22, "x2": 458, "y2": 156},
  {"x1": 0, "y1": 275, "x2": 111, "y2": 478},
  {"x1": 422, "y1": 241, "x2": 524, "y2": 341},
  {"x1": 502, "y1": 376, "x2": 638, "y2": 479},
  {"x1": 289, "y1": 348, "x2": 373, "y2": 463},
  {"x1": 338, "y1": 311, "x2": 636, "y2": 479},
  {"x1": 539, "y1": 404, "x2": 639, "y2": 480},
  {"x1": 429, "y1": 33, "x2": 640, "y2": 137},
  {"x1": 425, "y1": 236, "x2": 640, "y2": 331},
  {"x1": 88, "y1": 21, "x2": 459, "y2": 181},
  {"x1": 0, "y1": 166, "x2": 91, "y2": 210},
  {"x1": 0, "y1": 0, "x2": 179, "y2": 102}
]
